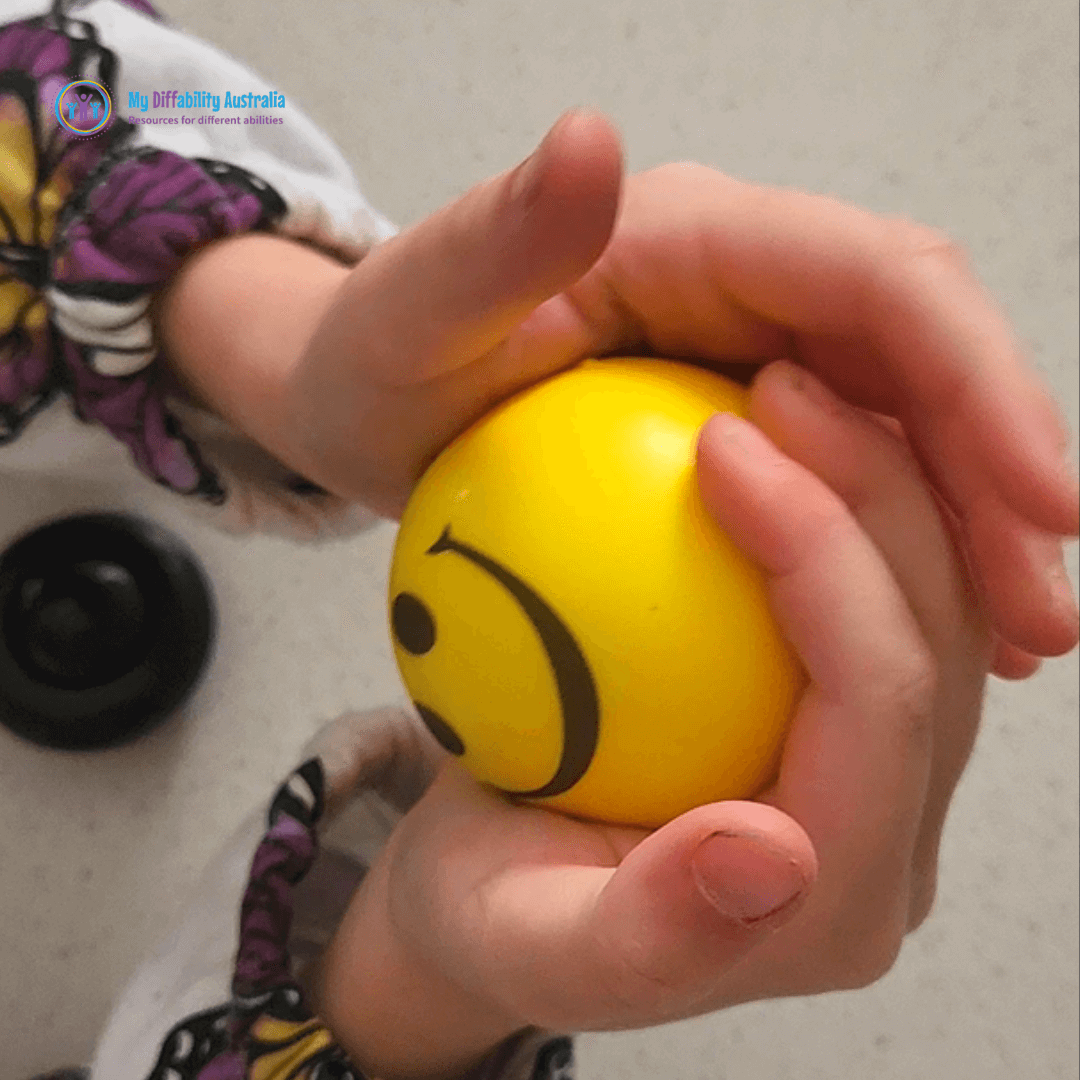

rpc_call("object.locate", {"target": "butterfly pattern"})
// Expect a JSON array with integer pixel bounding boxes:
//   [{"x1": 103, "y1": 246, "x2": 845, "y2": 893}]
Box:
[{"x1": 1, "y1": 0, "x2": 286, "y2": 501}]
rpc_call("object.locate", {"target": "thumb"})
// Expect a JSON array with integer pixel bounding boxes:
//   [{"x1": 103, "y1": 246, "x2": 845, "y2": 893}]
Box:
[
  {"x1": 487, "y1": 802, "x2": 817, "y2": 1032},
  {"x1": 336, "y1": 107, "x2": 623, "y2": 387}
]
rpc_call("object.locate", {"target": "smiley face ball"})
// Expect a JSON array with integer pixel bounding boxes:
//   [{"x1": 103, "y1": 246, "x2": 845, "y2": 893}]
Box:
[{"x1": 389, "y1": 357, "x2": 805, "y2": 829}]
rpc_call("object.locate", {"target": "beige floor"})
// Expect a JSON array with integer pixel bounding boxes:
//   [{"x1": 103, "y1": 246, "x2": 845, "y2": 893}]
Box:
[{"x1": 1, "y1": 0, "x2": 1078, "y2": 1077}]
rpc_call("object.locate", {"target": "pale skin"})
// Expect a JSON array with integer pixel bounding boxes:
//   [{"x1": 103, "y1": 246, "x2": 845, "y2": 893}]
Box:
[{"x1": 158, "y1": 110, "x2": 1078, "y2": 1079}]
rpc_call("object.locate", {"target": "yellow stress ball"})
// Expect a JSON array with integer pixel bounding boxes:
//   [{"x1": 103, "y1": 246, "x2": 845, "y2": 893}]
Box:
[{"x1": 389, "y1": 357, "x2": 805, "y2": 829}]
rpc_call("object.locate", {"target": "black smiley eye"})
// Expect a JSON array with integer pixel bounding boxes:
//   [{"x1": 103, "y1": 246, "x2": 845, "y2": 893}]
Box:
[{"x1": 391, "y1": 592, "x2": 436, "y2": 655}]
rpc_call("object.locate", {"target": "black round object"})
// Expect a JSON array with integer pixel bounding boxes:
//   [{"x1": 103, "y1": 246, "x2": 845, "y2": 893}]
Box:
[{"x1": 0, "y1": 513, "x2": 216, "y2": 750}]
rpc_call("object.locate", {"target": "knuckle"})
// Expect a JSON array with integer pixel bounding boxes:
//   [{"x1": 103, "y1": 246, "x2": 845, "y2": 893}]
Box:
[
  {"x1": 593, "y1": 935, "x2": 686, "y2": 1020},
  {"x1": 894, "y1": 649, "x2": 939, "y2": 730},
  {"x1": 870, "y1": 645, "x2": 938, "y2": 741},
  {"x1": 885, "y1": 216, "x2": 967, "y2": 267}
]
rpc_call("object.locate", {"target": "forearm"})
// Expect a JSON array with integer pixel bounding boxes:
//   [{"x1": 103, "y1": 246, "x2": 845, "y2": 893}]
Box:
[
  {"x1": 318, "y1": 843, "x2": 526, "y2": 1080},
  {"x1": 155, "y1": 232, "x2": 349, "y2": 477}
]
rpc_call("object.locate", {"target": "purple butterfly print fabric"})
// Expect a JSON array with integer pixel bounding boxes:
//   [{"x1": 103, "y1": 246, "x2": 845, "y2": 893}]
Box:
[
  {"x1": 233, "y1": 802, "x2": 319, "y2": 998},
  {"x1": 59, "y1": 336, "x2": 211, "y2": 493},
  {"x1": 2, "y1": 4, "x2": 286, "y2": 501},
  {"x1": 136, "y1": 760, "x2": 367, "y2": 1080},
  {"x1": 53, "y1": 152, "x2": 281, "y2": 290},
  {"x1": 1, "y1": 12, "x2": 128, "y2": 440},
  {"x1": 47, "y1": 151, "x2": 286, "y2": 499}
]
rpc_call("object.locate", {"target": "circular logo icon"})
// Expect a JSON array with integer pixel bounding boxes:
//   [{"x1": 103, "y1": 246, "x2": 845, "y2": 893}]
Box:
[{"x1": 55, "y1": 80, "x2": 113, "y2": 136}]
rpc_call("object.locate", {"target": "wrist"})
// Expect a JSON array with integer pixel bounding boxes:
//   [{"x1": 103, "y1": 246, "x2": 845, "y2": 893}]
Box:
[
  {"x1": 155, "y1": 233, "x2": 348, "y2": 469},
  {"x1": 317, "y1": 847, "x2": 525, "y2": 1080}
]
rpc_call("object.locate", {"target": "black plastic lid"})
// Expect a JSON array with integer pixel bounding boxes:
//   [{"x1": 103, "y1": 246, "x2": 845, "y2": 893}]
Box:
[{"x1": 0, "y1": 513, "x2": 216, "y2": 750}]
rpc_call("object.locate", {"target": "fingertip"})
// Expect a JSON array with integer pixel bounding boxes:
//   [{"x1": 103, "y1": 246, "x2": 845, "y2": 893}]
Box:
[
  {"x1": 747, "y1": 357, "x2": 807, "y2": 400},
  {"x1": 655, "y1": 799, "x2": 820, "y2": 884},
  {"x1": 665, "y1": 801, "x2": 817, "y2": 929},
  {"x1": 525, "y1": 107, "x2": 623, "y2": 210},
  {"x1": 695, "y1": 412, "x2": 735, "y2": 487},
  {"x1": 601, "y1": 802, "x2": 818, "y2": 963},
  {"x1": 986, "y1": 593, "x2": 1078, "y2": 659},
  {"x1": 549, "y1": 107, "x2": 623, "y2": 157},
  {"x1": 970, "y1": 517, "x2": 1080, "y2": 657},
  {"x1": 973, "y1": 384, "x2": 1080, "y2": 536},
  {"x1": 512, "y1": 109, "x2": 624, "y2": 286},
  {"x1": 696, "y1": 412, "x2": 768, "y2": 520},
  {"x1": 696, "y1": 410, "x2": 775, "y2": 468},
  {"x1": 695, "y1": 409, "x2": 841, "y2": 582},
  {"x1": 990, "y1": 639, "x2": 1044, "y2": 680}
]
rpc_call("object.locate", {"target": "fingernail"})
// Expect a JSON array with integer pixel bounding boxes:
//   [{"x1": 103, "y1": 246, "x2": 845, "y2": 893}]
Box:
[
  {"x1": 691, "y1": 832, "x2": 808, "y2": 927},
  {"x1": 780, "y1": 360, "x2": 848, "y2": 417},
  {"x1": 712, "y1": 411, "x2": 760, "y2": 453},
  {"x1": 710, "y1": 412, "x2": 781, "y2": 467},
  {"x1": 777, "y1": 359, "x2": 808, "y2": 393},
  {"x1": 511, "y1": 109, "x2": 584, "y2": 203}
]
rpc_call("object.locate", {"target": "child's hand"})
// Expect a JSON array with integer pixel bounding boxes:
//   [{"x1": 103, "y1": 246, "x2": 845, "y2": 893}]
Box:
[
  {"x1": 316, "y1": 362, "x2": 993, "y2": 1080},
  {"x1": 161, "y1": 110, "x2": 1077, "y2": 672}
]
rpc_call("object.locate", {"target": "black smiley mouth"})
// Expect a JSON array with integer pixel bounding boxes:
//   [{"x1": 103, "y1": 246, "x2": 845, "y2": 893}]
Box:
[{"x1": 392, "y1": 524, "x2": 601, "y2": 799}]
